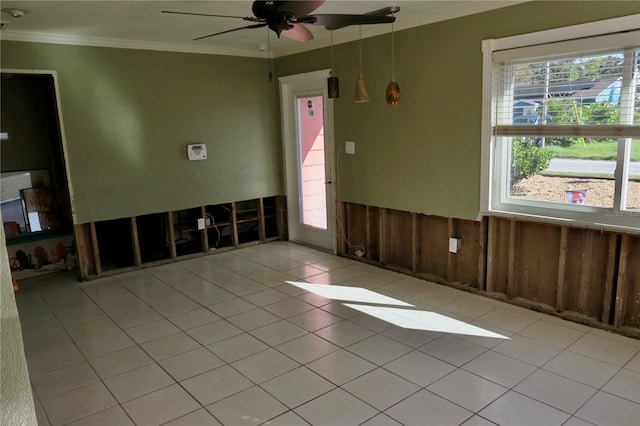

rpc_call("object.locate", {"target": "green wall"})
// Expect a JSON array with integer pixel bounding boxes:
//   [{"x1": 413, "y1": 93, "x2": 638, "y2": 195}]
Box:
[
  {"x1": 1, "y1": 1, "x2": 637, "y2": 224},
  {"x1": 276, "y1": 1, "x2": 640, "y2": 220},
  {"x1": 1, "y1": 43, "x2": 282, "y2": 224}
]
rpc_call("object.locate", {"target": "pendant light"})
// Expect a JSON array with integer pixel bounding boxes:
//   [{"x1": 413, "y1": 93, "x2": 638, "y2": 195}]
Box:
[
  {"x1": 327, "y1": 30, "x2": 340, "y2": 98},
  {"x1": 386, "y1": 15, "x2": 400, "y2": 106},
  {"x1": 354, "y1": 25, "x2": 369, "y2": 103}
]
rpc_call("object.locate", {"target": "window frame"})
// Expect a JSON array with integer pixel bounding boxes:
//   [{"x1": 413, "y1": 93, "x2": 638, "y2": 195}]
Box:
[{"x1": 480, "y1": 14, "x2": 640, "y2": 233}]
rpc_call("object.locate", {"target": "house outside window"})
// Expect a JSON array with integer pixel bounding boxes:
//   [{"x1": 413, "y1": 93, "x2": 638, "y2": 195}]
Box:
[{"x1": 481, "y1": 15, "x2": 640, "y2": 232}]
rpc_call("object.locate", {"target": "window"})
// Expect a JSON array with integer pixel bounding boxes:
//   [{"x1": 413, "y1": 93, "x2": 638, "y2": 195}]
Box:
[{"x1": 481, "y1": 15, "x2": 640, "y2": 231}]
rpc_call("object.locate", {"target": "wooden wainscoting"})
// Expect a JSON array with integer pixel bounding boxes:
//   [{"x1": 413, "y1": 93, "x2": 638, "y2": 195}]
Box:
[{"x1": 337, "y1": 201, "x2": 640, "y2": 338}]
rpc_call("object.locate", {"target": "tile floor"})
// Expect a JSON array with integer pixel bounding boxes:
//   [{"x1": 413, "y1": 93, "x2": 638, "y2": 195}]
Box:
[{"x1": 16, "y1": 241, "x2": 640, "y2": 426}]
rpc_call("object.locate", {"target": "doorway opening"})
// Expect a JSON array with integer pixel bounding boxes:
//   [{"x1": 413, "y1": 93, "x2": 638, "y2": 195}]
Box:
[
  {"x1": 280, "y1": 70, "x2": 335, "y2": 252},
  {"x1": 1, "y1": 71, "x2": 76, "y2": 279}
]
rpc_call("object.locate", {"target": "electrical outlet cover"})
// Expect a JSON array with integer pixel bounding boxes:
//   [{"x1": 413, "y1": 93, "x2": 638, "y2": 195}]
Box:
[
  {"x1": 197, "y1": 218, "x2": 205, "y2": 230},
  {"x1": 449, "y1": 238, "x2": 461, "y2": 253}
]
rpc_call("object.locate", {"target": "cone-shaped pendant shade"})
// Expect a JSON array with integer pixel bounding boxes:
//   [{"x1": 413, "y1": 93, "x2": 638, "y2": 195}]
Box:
[
  {"x1": 328, "y1": 75, "x2": 340, "y2": 98},
  {"x1": 386, "y1": 81, "x2": 400, "y2": 106},
  {"x1": 354, "y1": 77, "x2": 369, "y2": 103},
  {"x1": 354, "y1": 25, "x2": 369, "y2": 103}
]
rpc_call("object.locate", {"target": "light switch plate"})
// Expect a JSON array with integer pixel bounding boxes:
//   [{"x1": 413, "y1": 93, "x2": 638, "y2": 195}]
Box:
[
  {"x1": 197, "y1": 218, "x2": 205, "y2": 230},
  {"x1": 345, "y1": 141, "x2": 355, "y2": 154}
]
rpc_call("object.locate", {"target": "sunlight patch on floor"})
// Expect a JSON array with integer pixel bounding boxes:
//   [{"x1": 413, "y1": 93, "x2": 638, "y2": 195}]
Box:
[
  {"x1": 286, "y1": 281, "x2": 508, "y2": 340},
  {"x1": 344, "y1": 304, "x2": 509, "y2": 339},
  {"x1": 286, "y1": 281, "x2": 413, "y2": 307}
]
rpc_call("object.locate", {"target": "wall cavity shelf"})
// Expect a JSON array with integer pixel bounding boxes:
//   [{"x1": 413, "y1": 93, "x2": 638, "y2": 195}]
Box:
[{"x1": 75, "y1": 196, "x2": 286, "y2": 280}]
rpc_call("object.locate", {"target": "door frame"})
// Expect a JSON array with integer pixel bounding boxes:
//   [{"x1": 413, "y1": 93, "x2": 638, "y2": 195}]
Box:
[
  {"x1": 1, "y1": 68, "x2": 79, "y2": 268},
  {"x1": 279, "y1": 69, "x2": 336, "y2": 253}
]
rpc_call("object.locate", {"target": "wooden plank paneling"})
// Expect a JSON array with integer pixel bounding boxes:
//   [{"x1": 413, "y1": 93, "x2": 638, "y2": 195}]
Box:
[
  {"x1": 507, "y1": 220, "x2": 516, "y2": 298},
  {"x1": 383, "y1": 209, "x2": 413, "y2": 272},
  {"x1": 131, "y1": 217, "x2": 142, "y2": 267},
  {"x1": 415, "y1": 215, "x2": 448, "y2": 280},
  {"x1": 345, "y1": 203, "x2": 367, "y2": 257},
  {"x1": 74, "y1": 223, "x2": 97, "y2": 279},
  {"x1": 336, "y1": 201, "x2": 639, "y2": 336},
  {"x1": 258, "y1": 199, "x2": 266, "y2": 242},
  {"x1": 367, "y1": 207, "x2": 380, "y2": 263},
  {"x1": 167, "y1": 212, "x2": 177, "y2": 261},
  {"x1": 616, "y1": 235, "x2": 640, "y2": 330},
  {"x1": 447, "y1": 219, "x2": 483, "y2": 288},
  {"x1": 486, "y1": 217, "x2": 510, "y2": 295},
  {"x1": 557, "y1": 227, "x2": 568, "y2": 312},
  {"x1": 560, "y1": 228, "x2": 614, "y2": 321},
  {"x1": 230, "y1": 202, "x2": 239, "y2": 247},
  {"x1": 602, "y1": 234, "x2": 619, "y2": 325},
  {"x1": 512, "y1": 221, "x2": 561, "y2": 308},
  {"x1": 477, "y1": 218, "x2": 488, "y2": 291},
  {"x1": 366, "y1": 206, "x2": 380, "y2": 262},
  {"x1": 89, "y1": 222, "x2": 102, "y2": 276},
  {"x1": 276, "y1": 196, "x2": 288, "y2": 241}
]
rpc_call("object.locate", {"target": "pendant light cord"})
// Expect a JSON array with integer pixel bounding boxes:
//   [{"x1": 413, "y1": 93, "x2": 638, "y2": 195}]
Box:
[
  {"x1": 358, "y1": 26, "x2": 363, "y2": 78},
  {"x1": 390, "y1": 15, "x2": 395, "y2": 81},
  {"x1": 330, "y1": 30, "x2": 335, "y2": 75}
]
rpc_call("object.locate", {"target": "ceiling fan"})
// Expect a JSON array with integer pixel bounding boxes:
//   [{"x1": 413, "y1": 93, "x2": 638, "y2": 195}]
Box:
[{"x1": 162, "y1": 1, "x2": 398, "y2": 42}]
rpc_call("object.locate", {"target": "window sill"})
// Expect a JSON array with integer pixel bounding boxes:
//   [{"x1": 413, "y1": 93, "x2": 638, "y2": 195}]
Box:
[{"x1": 481, "y1": 209, "x2": 640, "y2": 236}]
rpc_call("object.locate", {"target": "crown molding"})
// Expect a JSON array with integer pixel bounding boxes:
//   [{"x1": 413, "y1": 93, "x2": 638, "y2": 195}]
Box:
[{"x1": 0, "y1": 30, "x2": 269, "y2": 58}]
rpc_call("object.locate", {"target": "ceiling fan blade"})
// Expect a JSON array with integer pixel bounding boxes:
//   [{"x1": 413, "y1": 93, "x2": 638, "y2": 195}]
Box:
[
  {"x1": 281, "y1": 23, "x2": 314, "y2": 42},
  {"x1": 252, "y1": 1, "x2": 326, "y2": 20},
  {"x1": 162, "y1": 10, "x2": 262, "y2": 23},
  {"x1": 193, "y1": 23, "x2": 267, "y2": 41},
  {"x1": 323, "y1": 6, "x2": 400, "y2": 31},
  {"x1": 312, "y1": 14, "x2": 396, "y2": 30}
]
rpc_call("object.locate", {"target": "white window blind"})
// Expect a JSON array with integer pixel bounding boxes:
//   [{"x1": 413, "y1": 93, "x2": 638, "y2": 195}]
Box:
[
  {"x1": 0, "y1": 172, "x2": 33, "y2": 203},
  {"x1": 482, "y1": 17, "x2": 640, "y2": 232},
  {"x1": 493, "y1": 44, "x2": 640, "y2": 136}
]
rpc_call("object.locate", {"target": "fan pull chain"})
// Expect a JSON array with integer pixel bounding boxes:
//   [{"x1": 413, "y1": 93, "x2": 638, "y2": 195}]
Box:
[{"x1": 330, "y1": 30, "x2": 335, "y2": 72}]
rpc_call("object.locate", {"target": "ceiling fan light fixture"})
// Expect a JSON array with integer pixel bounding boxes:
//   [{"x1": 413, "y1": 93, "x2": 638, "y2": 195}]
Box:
[{"x1": 2, "y1": 8, "x2": 28, "y2": 18}]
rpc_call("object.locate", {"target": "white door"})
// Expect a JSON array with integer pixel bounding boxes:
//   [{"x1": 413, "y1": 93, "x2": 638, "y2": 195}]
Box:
[{"x1": 280, "y1": 70, "x2": 335, "y2": 252}]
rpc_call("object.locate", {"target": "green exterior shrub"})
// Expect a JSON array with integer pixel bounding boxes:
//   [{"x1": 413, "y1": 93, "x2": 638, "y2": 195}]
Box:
[{"x1": 511, "y1": 138, "x2": 553, "y2": 188}]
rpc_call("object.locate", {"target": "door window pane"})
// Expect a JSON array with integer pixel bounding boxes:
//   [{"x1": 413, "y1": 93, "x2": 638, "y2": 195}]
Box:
[{"x1": 297, "y1": 96, "x2": 327, "y2": 229}]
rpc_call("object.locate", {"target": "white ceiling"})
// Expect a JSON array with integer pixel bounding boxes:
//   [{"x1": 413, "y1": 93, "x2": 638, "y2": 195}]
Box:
[{"x1": 0, "y1": 1, "x2": 525, "y2": 58}]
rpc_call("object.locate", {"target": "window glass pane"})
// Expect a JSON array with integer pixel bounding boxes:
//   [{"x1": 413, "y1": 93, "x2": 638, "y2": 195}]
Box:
[
  {"x1": 297, "y1": 96, "x2": 327, "y2": 230},
  {"x1": 509, "y1": 137, "x2": 617, "y2": 208},
  {"x1": 625, "y1": 139, "x2": 640, "y2": 211},
  {"x1": 500, "y1": 51, "x2": 629, "y2": 126}
]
